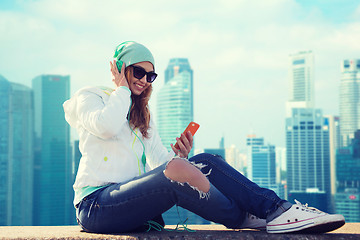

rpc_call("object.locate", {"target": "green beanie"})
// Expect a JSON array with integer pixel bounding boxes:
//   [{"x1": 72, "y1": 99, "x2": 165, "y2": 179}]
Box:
[{"x1": 113, "y1": 41, "x2": 155, "y2": 69}]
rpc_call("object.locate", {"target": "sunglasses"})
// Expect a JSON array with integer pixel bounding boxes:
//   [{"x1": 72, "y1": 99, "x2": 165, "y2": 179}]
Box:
[{"x1": 131, "y1": 65, "x2": 157, "y2": 83}]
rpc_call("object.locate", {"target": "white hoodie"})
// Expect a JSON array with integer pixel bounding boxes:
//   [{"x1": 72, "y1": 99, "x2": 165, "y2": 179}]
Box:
[{"x1": 63, "y1": 86, "x2": 174, "y2": 193}]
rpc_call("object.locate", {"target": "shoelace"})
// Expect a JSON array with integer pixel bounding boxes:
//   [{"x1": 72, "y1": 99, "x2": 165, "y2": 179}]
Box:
[
  {"x1": 294, "y1": 199, "x2": 323, "y2": 214},
  {"x1": 247, "y1": 212, "x2": 260, "y2": 220}
]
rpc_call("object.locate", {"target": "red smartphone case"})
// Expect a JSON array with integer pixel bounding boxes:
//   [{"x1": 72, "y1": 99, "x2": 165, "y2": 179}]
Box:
[{"x1": 174, "y1": 122, "x2": 200, "y2": 149}]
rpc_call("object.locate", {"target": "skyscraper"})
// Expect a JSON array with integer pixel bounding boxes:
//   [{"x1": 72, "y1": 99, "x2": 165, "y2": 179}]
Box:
[
  {"x1": 0, "y1": 76, "x2": 34, "y2": 225},
  {"x1": 324, "y1": 115, "x2": 341, "y2": 196},
  {"x1": 275, "y1": 147, "x2": 287, "y2": 199},
  {"x1": 157, "y1": 58, "x2": 194, "y2": 156},
  {"x1": 339, "y1": 59, "x2": 360, "y2": 146},
  {"x1": 335, "y1": 190, "x2": 360, "y2": 222},
  {"x1": 336, "y1": 130, "x2": 360, "y2": 192},
  {"x1": 285, "y1": 50, "x2": 333, "y2": 210},
  {"x1": 286, "y1": 51, "x2": 314, "y2": 116},
  {"x1": 246, "y1": 135, "x2": 283, "y2": 197},
  {"x1": 157, "y1": 59, "x2": 208, "y2": 224},
  {"x1": 204, "y1": 137, "x2": 226, "y2": 159},
  {"x1": 275, "y1": 147, "x2": 286, "y2": 184},
  {"x1": 246, "y1": 135, "x2": 275, "y2": 187},
  {"x1": 286, "y1": 108, "x2": 331, "y2": 212},
  {"x1": 335, "y1": 130, "x2": 360, "y2": 222},
  {"x1": 225, "y1": 145, "x2": 243, "y2": 173},
  {"x1": 32, "y1": 75, "x2": 73, "y2": 225}
]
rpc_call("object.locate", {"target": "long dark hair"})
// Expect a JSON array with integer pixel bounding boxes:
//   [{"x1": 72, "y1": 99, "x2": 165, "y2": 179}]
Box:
[{"x1": 125, "y1": 66, "x2": 152, "y2": 138}]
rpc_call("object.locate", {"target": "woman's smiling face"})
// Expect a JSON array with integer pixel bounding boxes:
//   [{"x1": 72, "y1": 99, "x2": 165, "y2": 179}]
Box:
[{"x1": 127, "y1": 61, "x2": 154, "y2": 95}]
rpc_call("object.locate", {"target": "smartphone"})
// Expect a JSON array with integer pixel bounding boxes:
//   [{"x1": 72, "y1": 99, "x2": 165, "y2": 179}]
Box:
[{"x1": 174, "y1": 121, "x2": 200, "y2": 149}]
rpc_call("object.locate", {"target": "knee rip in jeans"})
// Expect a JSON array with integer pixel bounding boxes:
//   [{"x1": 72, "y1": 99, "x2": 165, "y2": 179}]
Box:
[{"x1": 164, "y1": 157, "x2": 212, "y2": 200}]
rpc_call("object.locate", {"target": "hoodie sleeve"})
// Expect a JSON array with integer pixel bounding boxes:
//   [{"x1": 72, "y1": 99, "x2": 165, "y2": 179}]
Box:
[
  {"x1": 64, "y1": 86, "x2": 132, "y2": 139},
  {"x1": 145, "y1": 117, "x2": 175, "y2": 169}
]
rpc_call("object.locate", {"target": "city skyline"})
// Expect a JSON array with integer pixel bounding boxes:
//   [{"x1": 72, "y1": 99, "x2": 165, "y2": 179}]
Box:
[
  {"x1": 0, "y1": 0, "x2": 359, "y2": 150},
  {"x1": 0, "y1": 71, "x2": 359, "y2": 224}
]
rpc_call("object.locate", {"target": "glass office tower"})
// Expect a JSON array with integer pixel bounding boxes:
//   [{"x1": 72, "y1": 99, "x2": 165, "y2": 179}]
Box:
[
  {"x1": 157, "y1": 58, "x2": 194, "y2": 156},
  {"x1": 286, "y1": 51, "x2": 314, "y2": 116},
  {"x1": 335, "y1": 190, "x2": 360, "y2": 222},
  {"x1": 286, "y1": 108, "x2": 332, "y2": 212},
  {"x1": 32, "y1": 75, "x2": 73, "y2": 225},
  {"x1": 323, "y1": 115, "x2": 341, "y2": 212},
  {"x1": 246, "y1": 136, "x2": 276, "y2": 187},
  {"x1": 225, "y1": 145, "x2": 243, "y2": 173},
  {"x1": 335, "y1": 130, "x2": 360, "y2": 222},
  {"x1": 246, "y1": 135, "x2": 284, "y2": 198},
  {"x1": 0, "y1": 76, "x2": 34, "y2": 225},
  {"x1": 339, "y1": 59, "x2": 360, "y2": 146},
  {"x1": 157, "y1": 59, "x2": 209, "y2": 224},
  {"x1": 336, "y1": 130, "x2": 360, "y2": 192}
]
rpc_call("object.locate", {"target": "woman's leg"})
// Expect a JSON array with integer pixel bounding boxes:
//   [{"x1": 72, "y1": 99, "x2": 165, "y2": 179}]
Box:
[
  {"x1": 188, "y1": 153, "x2": 291, "y2": 220},
  {"x1": 164, "y1": 158, "x2": 210, "y2": 193},
  {"x1": 76, "y1": 159, "x2": 247, "y2": 233},
  {"x1": 188, "y1": 153, "x2": 346, "y2": 234}
]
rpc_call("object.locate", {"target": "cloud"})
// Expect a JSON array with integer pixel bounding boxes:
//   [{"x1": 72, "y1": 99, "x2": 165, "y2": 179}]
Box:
[
  {"x1": 0, "y1": 0, "x2": 359, "y2": 149},
  {"x1": 354, "y1": 4, "x2": 360, "y2": 20}
]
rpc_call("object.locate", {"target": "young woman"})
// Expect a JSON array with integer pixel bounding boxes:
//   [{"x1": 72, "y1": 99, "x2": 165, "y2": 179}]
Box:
[{"x1": 63, "y1": 41, "x2": 345, "y2": 234}]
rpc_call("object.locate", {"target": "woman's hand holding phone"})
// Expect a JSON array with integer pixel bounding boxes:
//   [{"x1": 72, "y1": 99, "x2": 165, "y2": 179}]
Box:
[
  {"x1": 171, "y1": 131, "x2": 193, "y2": 158},
  {"x1": 110, "y1": 60, "x2": 129, "y2": 88},
  {"x1": 171, "y1": 122, "x2": 199, "y2": 158}
]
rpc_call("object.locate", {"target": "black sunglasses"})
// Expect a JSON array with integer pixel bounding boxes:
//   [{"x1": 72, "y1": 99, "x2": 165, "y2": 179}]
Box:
[{"x1": 131, "y1": 65, "x2": 157, "y2": 83}]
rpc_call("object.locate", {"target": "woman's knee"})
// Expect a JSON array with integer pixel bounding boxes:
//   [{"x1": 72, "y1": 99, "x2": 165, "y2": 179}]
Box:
[
  {"x1": 164, "y1": 158, "x2": 210, "y2": 193},
  {"x1": 190, "y1": 153, "x2": 224, "y2": 165}
]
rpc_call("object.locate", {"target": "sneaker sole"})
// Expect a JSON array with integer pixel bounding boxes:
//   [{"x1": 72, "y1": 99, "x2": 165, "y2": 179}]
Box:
[
  {"x1": 267, "y1": 219, "x2": 345, "y2": 234},
  {"x1": 295, "y1": 220, "x2": 345, "y2": 234}
]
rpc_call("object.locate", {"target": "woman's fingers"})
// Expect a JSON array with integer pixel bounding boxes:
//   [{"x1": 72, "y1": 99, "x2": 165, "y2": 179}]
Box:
[
  {"x1": 170, "y1": 131, "x2": 194, "y2": 158},
  {"x1": 180, "y1": 133, "x2": 191, "y2": 152},
  {"x1": 185, "y1": 131, "x2": 193, "y2": 149},
  {"x1": 121, "y1": 60, "x2": 126, "y2": 73},
  {"x1": 110, "y1": 60, "x2": 128, "y2": 88},
  {"x1": 171, "y1": 143, "x2": 181, "y2": 156},
  {"x1": 172, "y1": 133, "x2": 192, "y2": 158},
  {"x1": 171, "y1": 138, "x2": 185, "y2": 157}
]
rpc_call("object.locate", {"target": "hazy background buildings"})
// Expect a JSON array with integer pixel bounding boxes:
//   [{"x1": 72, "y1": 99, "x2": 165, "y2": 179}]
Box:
[
  {"x1": 339, "y1": 60, "x2": 360, "y2": 147},
  {"x1": 0, "y1": 76, "x2": 33, "y2": 225},
  {"x1": 1, "y1": 0, "x2": 359, "y2": 150},
  {"x1": 32, "y1": 75, "x2": 73, "y2": 225}
]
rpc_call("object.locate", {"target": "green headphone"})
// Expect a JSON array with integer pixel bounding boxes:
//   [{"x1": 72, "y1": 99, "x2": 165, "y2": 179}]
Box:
[
  {"x1": 130, "y1": 126, "x2": 147, "y2": 174},
  {"x1": 101, "y1": 86, "x2": 146, "y2": 174},
  {"x1": 127, "y1": 102, "x2": 147, "y2": 175},
  {"x1": 113, "y1": 41, "x2": 155, "y2": 74},
  {"x1": 113, "y1": 41, "x2": 134, "y2": 73}
]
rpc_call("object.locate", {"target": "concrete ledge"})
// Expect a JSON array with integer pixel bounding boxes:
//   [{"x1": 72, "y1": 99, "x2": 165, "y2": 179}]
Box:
[{"x1": 0, "y1": 223, "x2": 359, "y2": 240}]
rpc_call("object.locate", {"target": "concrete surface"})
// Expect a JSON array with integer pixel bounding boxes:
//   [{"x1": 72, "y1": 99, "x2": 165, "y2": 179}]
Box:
[{"x1": 0, "y1": 223, "x2": 359, "y2": 240}]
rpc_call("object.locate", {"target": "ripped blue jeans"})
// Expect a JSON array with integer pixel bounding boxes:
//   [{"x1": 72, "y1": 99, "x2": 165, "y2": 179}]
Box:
[{"x1": 76, "y1": 153, "x2": 288, "y2": 233}]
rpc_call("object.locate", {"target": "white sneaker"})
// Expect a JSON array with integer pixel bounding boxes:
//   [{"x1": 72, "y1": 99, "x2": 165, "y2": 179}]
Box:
[
  {"x1": 267, "y1": 200, "x2": 345, "y2": 234},
  {"x1": 239, "y1": 213, "x2": 267, "y2": 231}
]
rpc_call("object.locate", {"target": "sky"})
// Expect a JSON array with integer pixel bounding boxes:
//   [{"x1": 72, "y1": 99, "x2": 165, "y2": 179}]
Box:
[{"x1": 0, "y1": 0, "x2": 359, "y2": 151}]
